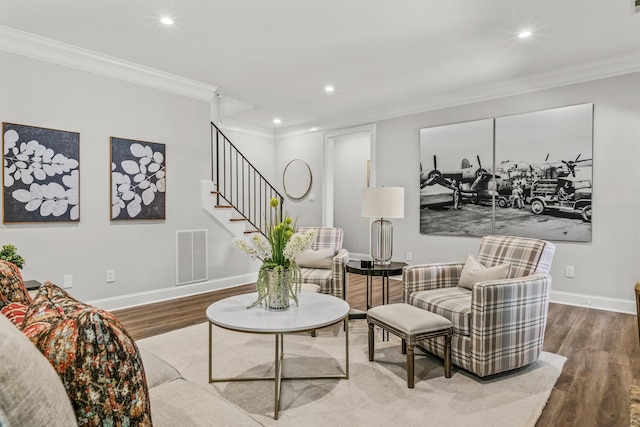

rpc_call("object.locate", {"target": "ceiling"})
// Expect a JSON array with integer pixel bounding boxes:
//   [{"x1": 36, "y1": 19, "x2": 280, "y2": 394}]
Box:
[{"x1": 1, "y1": 1, "x2": 640, "y2": 135}]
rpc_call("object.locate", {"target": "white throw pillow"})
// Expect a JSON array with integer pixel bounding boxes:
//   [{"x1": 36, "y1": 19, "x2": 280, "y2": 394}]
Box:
[
  {"x1": 296, "y1": 248, "x2": 336, "y2": 269},
  {"x1": 458, "y1": 254, "x2": 510, "y2": 289}
]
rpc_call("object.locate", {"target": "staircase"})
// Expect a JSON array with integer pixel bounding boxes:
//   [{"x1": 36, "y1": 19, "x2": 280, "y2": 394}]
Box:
[{"x1": 201, "y1": 122, "x2": 284, "y2": 239}]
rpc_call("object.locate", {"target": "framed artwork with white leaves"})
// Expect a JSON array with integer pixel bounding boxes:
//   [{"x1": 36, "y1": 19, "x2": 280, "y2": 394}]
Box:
[
  {"x1": 2, "y1": 122, "x2": 80, "y2": 223},
  {"x1": 110, "y1": 137, "x2": 166, "y2": 220}
]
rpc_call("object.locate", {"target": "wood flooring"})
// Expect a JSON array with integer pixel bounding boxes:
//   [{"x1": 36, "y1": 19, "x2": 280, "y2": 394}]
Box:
[{"x1": 113, "y1": 274, "x2": 640, "y2": 427}]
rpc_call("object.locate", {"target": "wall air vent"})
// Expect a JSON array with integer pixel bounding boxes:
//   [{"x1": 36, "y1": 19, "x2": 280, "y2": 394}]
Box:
[{"x1": 176, "y1": 229, "x2": 208, "y2": 285}]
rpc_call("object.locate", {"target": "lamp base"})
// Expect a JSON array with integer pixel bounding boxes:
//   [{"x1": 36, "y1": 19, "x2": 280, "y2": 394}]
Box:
[{"x1": 371, "y1": 218, "x2": 393, "y2": 265}]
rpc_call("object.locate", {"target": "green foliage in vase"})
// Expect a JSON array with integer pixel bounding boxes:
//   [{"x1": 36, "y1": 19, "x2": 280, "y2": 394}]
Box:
[
  {"x1": 255, "y1": 264, "x2": 303, "y2": 309},
  {"x1": 233, "y1": 197, "x2": 316, "y2": 308},
  {"x1": 0, "y1": 244, "x2": 26, "y2": 269}
]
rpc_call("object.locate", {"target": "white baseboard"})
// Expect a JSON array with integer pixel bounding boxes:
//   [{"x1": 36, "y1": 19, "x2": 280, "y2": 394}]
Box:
[
  {"x1": 87, "y1": 272, "x2": 636, "y2": 316},
  {"x1": 87, "y1": 273, "x2": 257, "y2": 312},
  {"x1": 550, "y1": 290, "x2": 635, "y2": 315}
]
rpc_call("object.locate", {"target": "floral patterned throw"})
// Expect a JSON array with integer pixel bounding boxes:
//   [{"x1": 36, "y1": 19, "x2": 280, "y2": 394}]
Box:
[
  {"x1": 0, "y1": 260, "x2": 31, "y2": 310},
  {"x1": 21, "y1": 282, "x2": 152, "y2": 426}
]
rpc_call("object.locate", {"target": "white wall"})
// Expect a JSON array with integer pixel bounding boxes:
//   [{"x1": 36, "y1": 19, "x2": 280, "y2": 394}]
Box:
[
  {"x1": 219, "y1": 128, "x2": 276, "y2": 185},
  {"x1": 374, "y1": 72, "x2": 640, "y2": 312},
  {"x1": 274, "y1": 132, "x2": 324, "y2": 227},
  {"x1": 277, "y1": 72, "x2": 640, "y2": 313},
  {"x1": 274, "y1": 128, "x2": 372, "y2": 255},
  {"x1": 0, "y1": 51, "x2": 263, "y2": 308}
]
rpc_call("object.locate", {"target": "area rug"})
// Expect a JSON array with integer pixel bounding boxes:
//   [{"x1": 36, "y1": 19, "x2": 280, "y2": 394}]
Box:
[{"x1": 137, "y1": 321, "x2": 565, "y2": 427}]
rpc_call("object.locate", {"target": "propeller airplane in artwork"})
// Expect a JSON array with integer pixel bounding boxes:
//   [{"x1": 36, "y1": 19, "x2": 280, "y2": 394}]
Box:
[{"x1": 420, "y1": 153, "x2": 593, "y2": 221}]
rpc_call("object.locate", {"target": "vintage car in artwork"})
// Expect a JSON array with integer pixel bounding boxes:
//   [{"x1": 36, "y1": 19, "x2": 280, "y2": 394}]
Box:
[
  {"x1": 528, "y1": 178, "x2": 592, "y2": 222},
  {"x1": 469, "y1": 189, "x2": 510, "y2": 208}
]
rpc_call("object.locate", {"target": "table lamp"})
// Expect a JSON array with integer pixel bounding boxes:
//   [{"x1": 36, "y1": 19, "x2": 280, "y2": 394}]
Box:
[{"x1": 361, "y1": 187, "x2": 404, "y2": 265}]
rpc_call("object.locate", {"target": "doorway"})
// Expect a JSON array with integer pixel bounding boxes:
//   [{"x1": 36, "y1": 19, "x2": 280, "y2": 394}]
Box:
[{"x1": 323, "y1": 125, "x2": 375, "y2": 257}]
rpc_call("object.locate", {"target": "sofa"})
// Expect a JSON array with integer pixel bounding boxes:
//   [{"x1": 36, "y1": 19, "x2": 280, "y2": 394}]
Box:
[
  {"x1": 0, "y1": 261, "x2": 262, "y2": 427},
  {"x1": 402, "y1": 235, "x2": 555, "y2": 377}
]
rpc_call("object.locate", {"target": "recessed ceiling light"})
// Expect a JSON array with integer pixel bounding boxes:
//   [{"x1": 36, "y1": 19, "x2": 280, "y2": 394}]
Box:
[
  {"x1": 310, "y1": 127, "x2": 318, "y2": 132},
  {"x1": 273, "y1": 118, "x2": 282, "y2": 124},
  {"x1": 325, "y1": 85, "x2": 335, "y2": 93},
  {"x1": 518, "y1": 31, "x2": 532, "y2": 38},
  {"x1": 161, "y1": 17, "x2": 174, "y2": 25}
]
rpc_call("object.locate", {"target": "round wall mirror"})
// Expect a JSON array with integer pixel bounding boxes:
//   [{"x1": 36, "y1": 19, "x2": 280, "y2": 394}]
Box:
[{"x1": 283, "y1": 159, "x2": 312, "y2": 200}]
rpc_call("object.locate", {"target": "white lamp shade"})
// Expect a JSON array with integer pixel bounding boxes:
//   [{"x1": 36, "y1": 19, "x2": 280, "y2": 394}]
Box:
[{"x1": 361, "y1": 187, "x2": 404, "y2": 218}]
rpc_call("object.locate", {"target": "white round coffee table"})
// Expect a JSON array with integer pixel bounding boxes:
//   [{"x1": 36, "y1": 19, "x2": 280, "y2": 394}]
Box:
[{"x1": 206, "y1": 292, "x2": 350, "y2": 420}]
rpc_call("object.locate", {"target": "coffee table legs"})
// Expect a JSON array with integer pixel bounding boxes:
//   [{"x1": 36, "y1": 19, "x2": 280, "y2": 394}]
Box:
[
  {"x1": 274, "y1": 334, "x2": 283, "y2": 419},
  {"x1": 209, "y1": 317, "x2": 349, "y2": 420}
]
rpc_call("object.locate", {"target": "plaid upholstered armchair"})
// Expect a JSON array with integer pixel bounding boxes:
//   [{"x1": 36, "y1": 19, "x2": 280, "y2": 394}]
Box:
[
  {"x1": 402, "y1": 235, "x2": 555, "y2": 377},
  {"x1": 295, "y1": 227, "x2": 349, "y2": 300}
]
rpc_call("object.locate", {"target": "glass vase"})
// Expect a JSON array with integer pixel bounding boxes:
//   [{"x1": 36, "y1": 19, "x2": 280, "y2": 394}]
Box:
[{"x1": 266, "y1": 268, "x2": 290, "y2": 310}]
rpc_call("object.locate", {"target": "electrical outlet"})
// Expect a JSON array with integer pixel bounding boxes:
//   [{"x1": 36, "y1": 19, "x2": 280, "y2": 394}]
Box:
[
  {"x1": 406, "y1": 251, "x2": 412, "y2": 261},
  {"x1": 63, "y1": 275, "x2": 73, "y2": 289},
  {"x1": 106, "y1": 269, "x2": 116, "y2": 283},
  {"x1": 565, "y1": 266, "x2": 575, "y2": 278}
]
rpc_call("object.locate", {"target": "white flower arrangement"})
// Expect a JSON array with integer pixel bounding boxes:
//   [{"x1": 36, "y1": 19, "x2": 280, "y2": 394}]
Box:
[{"x1": 232, "y1": 198, "x2": 316, "y2": 309}]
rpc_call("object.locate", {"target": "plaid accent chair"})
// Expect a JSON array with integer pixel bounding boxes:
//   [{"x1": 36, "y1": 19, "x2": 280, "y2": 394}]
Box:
[
  {"x1": 403, "y1": 235, "x2": 555, "y2": 377},
  {"x1": 296, "y1": 227, "x2": 349, "y2": 299}
]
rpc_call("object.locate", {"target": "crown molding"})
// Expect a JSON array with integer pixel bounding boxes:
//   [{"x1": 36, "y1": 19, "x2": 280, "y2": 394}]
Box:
[
  {"x1": 0, "y1": 25, "x2": 218, "y2": 102},
  {"x1": 3, "y1": 24, "x2": 639, "y2": 136},
  {"x1": 276, "y1": 48, "x2": 640, "y2": 138}
]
